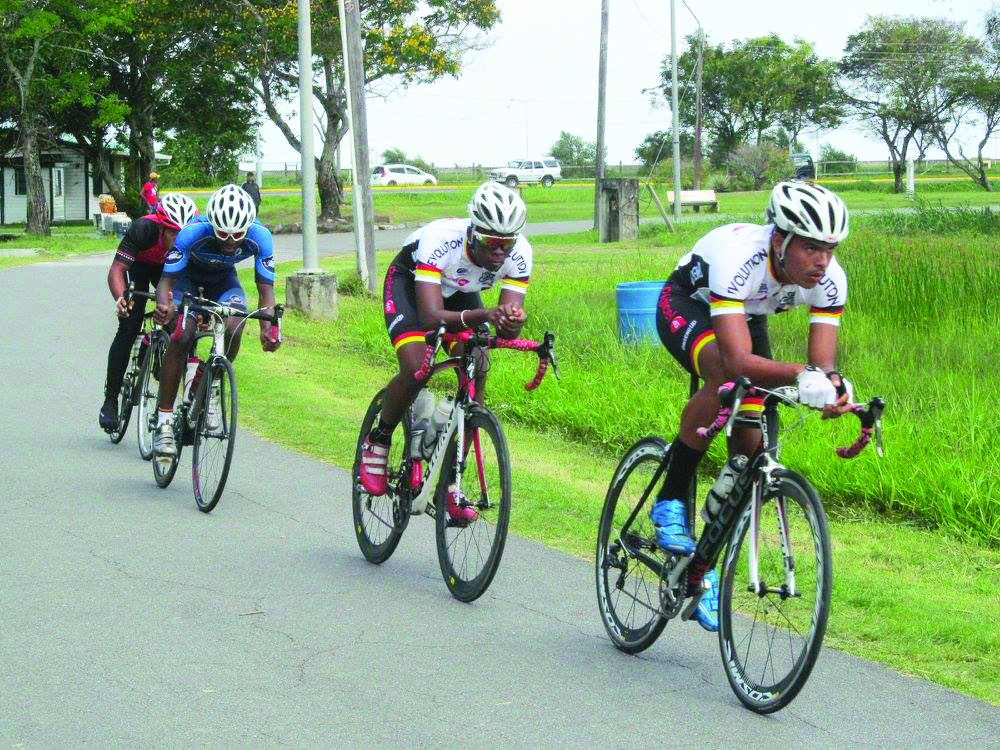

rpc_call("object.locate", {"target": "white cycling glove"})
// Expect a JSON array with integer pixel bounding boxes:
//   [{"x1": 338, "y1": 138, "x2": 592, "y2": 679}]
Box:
[{"x1": 796, "y1": 366, "x2": 838, "y2": 408}]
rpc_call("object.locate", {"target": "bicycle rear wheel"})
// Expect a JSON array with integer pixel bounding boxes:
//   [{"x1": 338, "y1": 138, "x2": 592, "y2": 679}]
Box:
[
  {"x1": 718, "y1": 469, "x2": 832, "y2": 714},
  {"x1": 434, "y1": 406, "x2": 511, "y2": 603},
  {"x1": 596, "y1": 437, "x2": 669, "y2": 653},
  {"x1": 352, "y1": 389, "x2": 411, "y2": 564},
  {"x1": 136, "y1": 334, "x2": 164, "y2": 461},
  {"x1": 192, "y1": 358, "x2": 237, "y2": 513}
]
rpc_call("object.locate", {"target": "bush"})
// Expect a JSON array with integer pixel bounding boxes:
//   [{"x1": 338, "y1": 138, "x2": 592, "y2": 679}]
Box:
[
  {"x1": 726, "y1": 143, "x2": 792, "y2": 191},
  {"x1": 819, "y1": 144, "x2": 858, "y2": 175}
]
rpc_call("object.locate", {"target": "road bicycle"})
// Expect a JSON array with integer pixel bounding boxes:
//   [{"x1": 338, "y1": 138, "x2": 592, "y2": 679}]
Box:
[
  {"x1": 130, "y1": 286, "x2": 282, "y2": 513},
  {"x1": 106, "y1": 310, "x2": 155, "y2": 445},
  {"x1": 353, "y1": 324, "x2": 558, "y2": 602},
  {"x1": 595, "y1": 377, "x2": 885, "y2": 713}
]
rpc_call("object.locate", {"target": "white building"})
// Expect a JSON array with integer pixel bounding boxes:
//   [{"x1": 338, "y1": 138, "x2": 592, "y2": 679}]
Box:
[{"x1": 1, "y1": 140, "x2": 169, "y2": 226}]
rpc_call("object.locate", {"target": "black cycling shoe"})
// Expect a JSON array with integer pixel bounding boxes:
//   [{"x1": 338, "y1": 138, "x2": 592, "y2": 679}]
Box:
[{"x1": 99, "y1": 395, "x2": 118, "y2": 432}]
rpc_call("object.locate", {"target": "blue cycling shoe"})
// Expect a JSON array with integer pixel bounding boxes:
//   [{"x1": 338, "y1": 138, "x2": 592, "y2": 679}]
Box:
[
  {"x1": 693, "y1": 569, "x2": 720, "y2": 632},
  {"x1": 649, "y1": 498, "x2": 696, "y2": 555}
]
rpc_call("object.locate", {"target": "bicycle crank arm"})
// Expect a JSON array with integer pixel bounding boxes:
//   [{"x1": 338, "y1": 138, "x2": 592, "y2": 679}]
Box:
[{"x1": 679, "y1": 578, "x2": 711, "y2": 622}]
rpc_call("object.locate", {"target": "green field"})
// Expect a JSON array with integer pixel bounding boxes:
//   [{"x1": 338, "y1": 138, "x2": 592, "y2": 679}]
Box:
[
  {"x1": 0, "y1": 226, "x2": 116, "y2": 269},
  {"x1": 225, "y1": 206, "x2": 999, "y2": 703}
]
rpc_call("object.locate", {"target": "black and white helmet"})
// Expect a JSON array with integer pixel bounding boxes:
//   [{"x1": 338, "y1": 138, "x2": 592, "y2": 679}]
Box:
[
  {"x1": 468, "y1": 182, "x2": 526, "y2": 236},
  {"x1": 765, "y1": 181, "x2": 848, "y2": 244},
  {"x1": 206, "y1": 184, "x2": 256, "y2": 237}
]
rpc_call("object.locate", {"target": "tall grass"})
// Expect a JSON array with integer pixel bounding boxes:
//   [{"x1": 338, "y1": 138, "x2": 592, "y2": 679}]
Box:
[{"x1": 331, "y1": 217, "x2": 999, "y2": 546}]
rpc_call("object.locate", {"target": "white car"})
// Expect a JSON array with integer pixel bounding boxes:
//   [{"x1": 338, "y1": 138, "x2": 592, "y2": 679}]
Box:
[
  {"x1": 489, "y1": 157, "x2": 562, "y2": 187},
  {"x1": 371, "y1": 164, "x2": 438, "y2": 186}
]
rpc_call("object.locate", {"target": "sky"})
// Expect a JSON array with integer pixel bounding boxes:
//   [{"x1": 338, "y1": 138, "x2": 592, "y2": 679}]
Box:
[{"x1": 251, "y1": 0, "x2": 995, "y2": 171}]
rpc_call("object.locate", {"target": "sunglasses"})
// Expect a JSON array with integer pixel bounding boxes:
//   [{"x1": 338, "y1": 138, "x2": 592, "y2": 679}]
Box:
[
  {"x1": 473, "y1": 231, "x2": 517, "y2": 253},
  {"x1": 214, "y1": 229, "x2": 246, "y2": 242}
]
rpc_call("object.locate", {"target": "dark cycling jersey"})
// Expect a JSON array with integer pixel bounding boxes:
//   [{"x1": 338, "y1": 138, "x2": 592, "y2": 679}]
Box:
[
  {"x1": 115, "y1": 216, "x2": 170, "y2": 267},
  {"x1": 163, "y1": 215, "x2": 275, "y2": 285}
]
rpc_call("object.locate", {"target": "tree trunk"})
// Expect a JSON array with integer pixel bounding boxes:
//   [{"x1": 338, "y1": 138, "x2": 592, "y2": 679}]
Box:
[
  {"x1": 892, "y1": 160, "x2": 904, "y2": 193},
  {"x1": 21, "y1": 123, "x2": 50, "y2": 237},
  {"x1": 317, "y1": 148, "x2": 342, "y2": 222}
]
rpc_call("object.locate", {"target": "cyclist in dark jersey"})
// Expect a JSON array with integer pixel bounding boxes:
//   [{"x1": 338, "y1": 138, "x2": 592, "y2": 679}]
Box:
[
  {"x1": 358, "y1": 182, "x2": 530, "y2": 522},
  {"x1": 99, "y1": 193, "x2": 198, "y2": 432},
  {"x1": 650, "y1": 181, "x2": 856, "y2": 632},
  {"x1": 151, "y1": 184, "x2": 279, "y2": 457}
]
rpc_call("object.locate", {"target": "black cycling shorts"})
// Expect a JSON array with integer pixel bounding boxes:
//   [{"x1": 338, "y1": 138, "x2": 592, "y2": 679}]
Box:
[
  {"x1": 655, "y1": 279, "x2": 771, "y2": 378},
  {"x1": 383, "y1": 251, "x2": 482, "y2": 351}
]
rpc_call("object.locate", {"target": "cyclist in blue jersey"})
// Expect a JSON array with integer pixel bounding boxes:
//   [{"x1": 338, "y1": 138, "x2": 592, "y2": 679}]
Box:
[{"x1": 151, "y1": 184, "x2": 280, "y2": 456}]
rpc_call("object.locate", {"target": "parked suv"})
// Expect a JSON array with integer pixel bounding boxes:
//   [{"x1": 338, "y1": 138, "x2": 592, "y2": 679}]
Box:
[
  {"x1": 489, "y1": 157, "x2": 561, "y2": 187},
  {"x1": 791, "y1": 153, "x2": 816, "y2": 180},
  {"x1": 371, "y1": 164, "x2": 438, "y2": 186}
]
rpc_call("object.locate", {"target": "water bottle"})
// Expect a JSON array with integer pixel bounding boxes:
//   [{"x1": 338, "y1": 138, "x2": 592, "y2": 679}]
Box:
[
  {"x1": 702, "y1": 454, "x2": 749, "y2": 524},
  {"x1": 422, "y1": 395, "x2": 454, "y2": 457},
  {"x1": 409, "y1": 388, "x2": 436, "y2": 459}
]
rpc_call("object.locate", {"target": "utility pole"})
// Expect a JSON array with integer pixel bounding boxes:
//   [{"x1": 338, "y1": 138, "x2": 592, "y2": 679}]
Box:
[
  {"x1": 297, "y1": 0, "x2": 319, "y2": 272},
  {"x1": 255, "y1": 131, "x2": 263, "y2": 187},
  {"x1": 694, "y1": 28, "x2": 703, "y2": 190},
  {"x1": 670, "y1": 0, "x2": 682, "y2": 221},
  {"x1": 339, "y1": 0, "x2": 376, "y2": 294},
  {"x1": 594, "y1": 0, "x2": 609, "y2": 229}
]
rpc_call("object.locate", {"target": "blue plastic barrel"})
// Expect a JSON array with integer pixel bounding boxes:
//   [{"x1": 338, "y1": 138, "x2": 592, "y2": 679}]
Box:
[{"x1": 616, "y1": 281, "x2": 666, "y2": 344}]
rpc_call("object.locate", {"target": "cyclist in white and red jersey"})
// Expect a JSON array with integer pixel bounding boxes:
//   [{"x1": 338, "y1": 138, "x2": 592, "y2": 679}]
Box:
[
  {"x1": 651, "y1": 181, "x2": 857, "y2": 632},
  {"x1": 359, "y1": 182, "x2": 531, "y2": 521},
  {"x1": 99, "y1": 193, "x2": 198, "y2": 432}
]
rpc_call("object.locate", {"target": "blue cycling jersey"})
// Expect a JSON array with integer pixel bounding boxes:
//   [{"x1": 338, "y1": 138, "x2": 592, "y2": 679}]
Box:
[{"x1": 164, "y1": 215, "x2": 275, "y2": 284}]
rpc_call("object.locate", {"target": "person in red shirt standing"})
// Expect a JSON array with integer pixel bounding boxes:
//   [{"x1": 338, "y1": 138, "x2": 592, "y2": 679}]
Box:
[
  {"x1": 99, "y1": 193, "x2": 198, "y2": 432},
  {"x1": 141, "y1": 172, "x2": 160, "y2": 212}
]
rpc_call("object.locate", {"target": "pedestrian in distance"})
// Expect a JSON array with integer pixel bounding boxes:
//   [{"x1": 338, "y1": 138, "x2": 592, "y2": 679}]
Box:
[
  {"x1": 240, "y1": 172, "x2": 262, "y2": 212},
  {"x1": 141, "y1": 172, "x2": 160, "y2": 213}
]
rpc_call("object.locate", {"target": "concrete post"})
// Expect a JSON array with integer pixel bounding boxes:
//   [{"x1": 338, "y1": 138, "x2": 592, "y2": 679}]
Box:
[
  {"x1": 906, "y1": 157, "x2": 915, "y2": 197},
  {"x1": 286, "y1": 273, "x2": 338, "y2": 320}
]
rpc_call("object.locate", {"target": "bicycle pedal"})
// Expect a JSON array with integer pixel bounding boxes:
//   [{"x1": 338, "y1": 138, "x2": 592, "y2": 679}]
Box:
[{"x1": 679, "y1": 578, "x2": 710, "y2": 622}]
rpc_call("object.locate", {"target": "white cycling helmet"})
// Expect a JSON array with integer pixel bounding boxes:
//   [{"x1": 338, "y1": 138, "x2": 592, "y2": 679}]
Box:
[
  {"x1": 766, "y1": 181, "x2": 849, "y2": 246},
  {"x1": 206, "y1": 184, "x2": 256, "y2": 238},
  {"x1": 468, "y1": 182, "x2": 526, "y2": 236},
  {"x1": 155, "y1": 192, "x2": 198, "y2": 230}
]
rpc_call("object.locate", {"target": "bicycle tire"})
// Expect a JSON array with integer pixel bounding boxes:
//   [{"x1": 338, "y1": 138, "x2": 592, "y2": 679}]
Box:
[
  {"x1": 192, "y1": 358, "x2": 237, "y2": 514},
  {"x1": 153, "y1": 424, "x2": 182, "y2": 488},
  {"x1": 718, "y1": 469, "x2": 832, "y2": 714},
  {"x1": 596, "y1": 437, "x2": 670, "y2": 653},
  {"x1": 136, "y1": 335, "x2": 164, "y2": 461},
  {"x1": 434, "y1": 406, "x2": 511, "y2": 603},
  {"x1": 352, "y1": 389, "x2": 411, "y2": 564}
]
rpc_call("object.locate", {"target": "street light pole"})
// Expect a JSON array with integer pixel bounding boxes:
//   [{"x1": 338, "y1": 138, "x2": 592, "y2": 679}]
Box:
[
  {"x1": 297, "y1": 0, "x2": 319, "y2": 272},
  {"x1": 670, "y1": 0, "x2": 682, "y2": 222},
  {"x1": 594, "y1": 0, "x2": 609, "y2": 229}
]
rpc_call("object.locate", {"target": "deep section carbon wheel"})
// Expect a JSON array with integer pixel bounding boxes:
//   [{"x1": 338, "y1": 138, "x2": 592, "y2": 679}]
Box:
[
  {"x1": 718, "y1": 469, "x2": 832, "y2": 714},
  {"x1": 596, "y1": 437, "x2": 670, "y2": 653}
]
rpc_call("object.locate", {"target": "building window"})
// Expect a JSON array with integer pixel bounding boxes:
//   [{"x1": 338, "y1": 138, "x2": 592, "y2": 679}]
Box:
[{"x1": 14, "y1": 169, "x2": 27, "y2": 196}]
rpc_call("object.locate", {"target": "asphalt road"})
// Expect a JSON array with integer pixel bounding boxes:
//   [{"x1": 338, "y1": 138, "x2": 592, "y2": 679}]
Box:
[{"x1": 1, "y1": 259, "x2": 998, "y2": 747}]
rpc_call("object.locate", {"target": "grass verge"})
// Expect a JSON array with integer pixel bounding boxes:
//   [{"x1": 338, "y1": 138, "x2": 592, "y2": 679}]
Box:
[
  {"x1": 0, "y1": 226, "x2": 116, "y2": 269},
  {"x1": 230, "y1": 237, "x2": 999, "y2": 705}
]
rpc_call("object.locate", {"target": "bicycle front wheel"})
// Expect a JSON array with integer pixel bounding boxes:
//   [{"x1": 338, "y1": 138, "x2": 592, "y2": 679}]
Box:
[
  {"x1": 136, "y1": 335, "x2": 164, "y2": 461},
  {"x1": 434, "y1": 407, "x2": 511, "y2": 603},
  {"x1": 352, "y1": 389, "x2": 410, "y2": 564},
  {"x1": 596, "y1": 437, "x2": 669, "y2": 653},
  {"x1": 192, "y1": 358, "x2": 237, "y2": 514},
  {"x1": 718, "y1": 469, "x2": 832, "y2": 714}
]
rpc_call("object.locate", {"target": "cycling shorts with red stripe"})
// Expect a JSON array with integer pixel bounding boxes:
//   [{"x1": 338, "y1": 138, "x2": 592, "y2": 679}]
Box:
[
  {"x1": 382, "y1": 252, "x2": 482, "y2": 351},
  {"x1": 655, "y1": 280, "x2": 771, "y2": 378}
]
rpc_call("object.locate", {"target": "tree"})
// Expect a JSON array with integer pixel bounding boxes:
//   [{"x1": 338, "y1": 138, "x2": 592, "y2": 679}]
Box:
[
  {"x1": 656, "y1": 33, "x2": 841, "y2": 167},
  {"x1": 550, "y1": 131, "x2": 599, "y2": 166},
  {"x1": 840, "y1": 15, "x2": 981, "y2": 192},
  {"x1": 244, "y1": 0, "x2": 500, "y2": 223},
  {"x1": 726, "y1": 142, "x2": 791, "y2": 191},
  {"x1": 926, "y1": 12, "x2": 1000, "y2": 190},
  {"x1": 634, "y1": 129, "x2": 695, "y2": 169},
  {"x1": 61, "y1": 1, "x2": 258, "y2": 216},
  {"x1": 819, "y1": 143, "x2": 858, "y2": 174},
  {"x1": 380, "y1": 147, "x2": 435, "y2": 174},
  {"x1": 0, "y1": 0, "x2": 116, "y2": 234}
]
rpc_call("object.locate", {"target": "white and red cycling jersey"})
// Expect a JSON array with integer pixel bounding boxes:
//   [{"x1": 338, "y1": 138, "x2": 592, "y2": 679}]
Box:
[
  {"x1": 400, "y1": 218, "x2": 532, "y2": 298},
  {"x1": 671, "y1": 223, "x2": 847, "y2": 326}
]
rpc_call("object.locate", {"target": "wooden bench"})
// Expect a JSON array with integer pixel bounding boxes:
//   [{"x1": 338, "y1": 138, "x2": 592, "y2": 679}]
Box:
[{"x1": 665, "y1": 189, "x2": 719, "y2": 212}]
